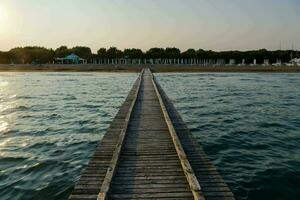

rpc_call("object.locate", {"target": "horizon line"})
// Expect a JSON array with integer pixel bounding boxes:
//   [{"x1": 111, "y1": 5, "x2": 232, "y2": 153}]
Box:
[{"x1": 1, "y1": 46, "x2": 299, "y2": 54}]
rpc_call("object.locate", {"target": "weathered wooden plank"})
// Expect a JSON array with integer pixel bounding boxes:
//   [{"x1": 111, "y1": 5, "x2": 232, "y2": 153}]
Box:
[
  {"x1": 97, "y1": 69, "x2": 144, "y2": 200},
  {"x1": 107, "y1": 69, "x2": 194, "y2": 199},
  {"x1": 110, "y1": 192, "x2": 194, "y2": 199},
  {"x1": 151, "y1": 69, "x2": 205, "y2": 200},
  {"x1": 112, "y1": 179, "x2": 191, "y2": 185},
  {"x1": 153, "y1": 73, "x2": 235, "y2": 200},
  {"x1": 69, "y1": 70, "x2": 143, "y2": 200},
  {"x1": 70, "y1": 68, "x2": 234, "y2": 200},
  {"x1": 112, "y1": 187, "x2": 193, "y2": 194}
]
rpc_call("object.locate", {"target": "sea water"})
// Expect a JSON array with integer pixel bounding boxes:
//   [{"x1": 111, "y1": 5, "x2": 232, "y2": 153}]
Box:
[{"x1": 0, "y1": 72, "x2": 299, "y2": 200}]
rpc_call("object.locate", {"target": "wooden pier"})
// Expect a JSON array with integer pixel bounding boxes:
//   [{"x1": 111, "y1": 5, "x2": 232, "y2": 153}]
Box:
[{"x1": 69, "y1": 68, "x2": 235, "y2": 200}]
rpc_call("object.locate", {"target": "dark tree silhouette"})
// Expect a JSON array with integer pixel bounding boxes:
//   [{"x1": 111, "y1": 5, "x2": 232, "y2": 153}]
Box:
[
  {"x1": 146, "y1": 48, "x2": 165, "y2": 59},
  {"x1": 97, "y1": 48, "x2": 107, "y2": 58},
  {"x1": 123, "y1": 48, "x2": 144, "y2": 59},
  {"x1": 165, "y1": 47, "x2": 181, "y2": 58},
  {"x1": 71, "y1": 46, "x2": 92, "y2": 59},
  {"x1": 181, "y1": 49, "x2": 197, "y2": 58},
  {"x1": 0, "y1": 46, "x2": 298, "y2": 64},
  {"x1": 106, "y1": 47, "x2": 123, "y2": 59}
]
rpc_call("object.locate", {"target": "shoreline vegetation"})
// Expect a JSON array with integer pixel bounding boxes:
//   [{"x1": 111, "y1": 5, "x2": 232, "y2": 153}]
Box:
[
  {"x1": 1, "y1": 46, "x2": 299, "y2": 65},
  {"x1": 0, "y1": 64, "x2": 299, "y2": 73}
]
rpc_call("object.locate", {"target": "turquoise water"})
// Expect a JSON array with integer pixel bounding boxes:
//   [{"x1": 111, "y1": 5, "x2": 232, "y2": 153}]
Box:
[
  {"x1": 0, "y1": 72, "x2": 299, "y2": 200},
  {"x1": 156, "y1": 73, "x2": 300, "y2": 200},
  {"x1": 0, "y1": 72, "x2": 137, "y2": 200}
]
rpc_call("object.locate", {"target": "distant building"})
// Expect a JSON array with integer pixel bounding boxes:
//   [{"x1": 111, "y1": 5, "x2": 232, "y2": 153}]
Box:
[
  {"x1": 242, "y1": 59, "x2": 246, "y2": 65},
  {"x1": 263, "y1": 59, "x2": 270, "y2": 65},
  {"x1": 252, "y1": 59, "x2": 257, "y2": 65},
  {"x1": 290, "y1": 58, "x2": 300, "y2": 66},
  {"x1": 229, "y1": 59, "x2": 236, "y2": 65},
  {"x1": 273, "y1": 59, "x2": 282, "y2": 66},
  {"x1": 55, "y1": 53, "x2": 87, "y2": 64}
]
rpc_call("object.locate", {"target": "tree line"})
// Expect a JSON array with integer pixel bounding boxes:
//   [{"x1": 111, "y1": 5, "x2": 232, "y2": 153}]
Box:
[{"x1": 0, "y1": 46, "x2": 299, "y2": 64}]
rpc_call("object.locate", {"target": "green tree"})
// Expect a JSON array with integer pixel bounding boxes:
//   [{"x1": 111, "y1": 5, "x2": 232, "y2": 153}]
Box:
[
  {"x1": 0, "y1": 51, "x2": 11, "y2": 64},
  {"x1": 165, "y1": 47, "x2": 180, "y2": 58},
  {"x1": 123, "y1": 48, "x2": 144, "y2": 59},
  {"x1": 106, "y1": 47, "x2": 123, "y2": 59},
  {"x1": 55, "y1": 46, "x2": 70, "y2": 58},
  {"x1": 0, "y1": 46, "x2": 299, "y2": 64},
  {"x1": 97, "y1": 48, "x2": 107, "y2": 58},
  {"x1": 9, "y1": 46, "x2": 54, "y2": 64},
  {"x1": 71, "y1": 46, "x2": 92, "y2": 59},
  {"x1": 181, "y1": 49, "x2": 196, "y2": 58},
  {"x1": 146, "y1": 48, "x2": 165, "y2": 59}
]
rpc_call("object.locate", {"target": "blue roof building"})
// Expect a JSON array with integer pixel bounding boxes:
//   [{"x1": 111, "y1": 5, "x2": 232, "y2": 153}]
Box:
[{"x1": 56, "y1": 53, "x2": 87, "y2": 64}]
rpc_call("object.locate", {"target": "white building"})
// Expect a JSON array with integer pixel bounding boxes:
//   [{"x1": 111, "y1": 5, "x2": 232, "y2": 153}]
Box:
[
  {"x1": 290, "y1": 58, "x2": 300, "y2": 66},
  {"x1": 263, "y1": 59, "x2": 270, "y2": 65},
  {"x1": 251, "y1": 59, "x2": 257, "y2": 65},
  {"x1": 229, "y1": 59, "x2": 236, "y2": 65}
]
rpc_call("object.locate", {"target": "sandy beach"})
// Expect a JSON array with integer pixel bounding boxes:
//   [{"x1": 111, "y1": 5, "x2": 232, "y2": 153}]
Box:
[{"x1": 0, "y1": 64, "x2": 299, "y2": 73}]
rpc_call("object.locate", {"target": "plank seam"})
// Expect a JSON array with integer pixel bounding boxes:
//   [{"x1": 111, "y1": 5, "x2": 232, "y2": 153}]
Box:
[
  {"x1": 150, "y1": 68, "x2": 206, "y2": 200},
  {"x1": 97, "y1": 69, "x2": 145, "y2": 200}
]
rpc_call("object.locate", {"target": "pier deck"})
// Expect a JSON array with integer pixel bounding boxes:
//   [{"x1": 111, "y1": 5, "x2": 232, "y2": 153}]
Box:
[{"x1": 69, "y1": 69, "x2": 234, "y2": 200}]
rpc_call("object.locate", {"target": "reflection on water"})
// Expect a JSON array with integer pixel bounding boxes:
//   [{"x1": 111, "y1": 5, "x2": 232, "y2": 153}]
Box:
[
  {"x1": 0, "y1": 120, "x2": 8, "y2": 133},
  {"x1": 0, "y1": 81, "x2": 8, "y2": 87},
  {"x1": 0, "y1": 78, "x2": 12, "y2": 134},
  {"x1": 0, "y1": 72, "x2": 137, "y2": 200},
  {"x1": 1, "y1": 72, "x2": 299, "y2": 200},
  {"x1": 157, "y1": 73, "x2": 300, "y2": 200}
]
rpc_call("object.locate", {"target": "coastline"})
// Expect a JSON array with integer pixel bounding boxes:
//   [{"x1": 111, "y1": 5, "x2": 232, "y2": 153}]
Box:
[{"x1": 0, "y1": 64, "x2": 300, "y2": 73}]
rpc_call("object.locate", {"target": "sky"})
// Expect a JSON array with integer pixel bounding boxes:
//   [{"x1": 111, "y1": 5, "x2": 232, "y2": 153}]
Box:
[{"x1": 0, "y1": 0, "x2": 299, "y2": 53}]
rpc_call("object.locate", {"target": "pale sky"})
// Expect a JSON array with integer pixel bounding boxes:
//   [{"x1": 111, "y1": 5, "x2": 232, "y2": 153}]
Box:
[{"x1": 0, "y1": 0, "x2": 299, "y2": 53}]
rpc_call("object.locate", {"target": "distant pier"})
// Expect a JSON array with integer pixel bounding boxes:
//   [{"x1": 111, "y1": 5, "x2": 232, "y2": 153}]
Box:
[{"x1": 69, "y1": 68, "x2": 235, "y2": 200}]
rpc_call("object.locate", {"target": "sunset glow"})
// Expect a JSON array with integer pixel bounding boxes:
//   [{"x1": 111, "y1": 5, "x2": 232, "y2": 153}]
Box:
[
  {"x1": 0, "y1": 0, "x2": 299, "y2": 52},
  {"x1": 0, "y1": 4, "x2": 9, "y2": 33}
]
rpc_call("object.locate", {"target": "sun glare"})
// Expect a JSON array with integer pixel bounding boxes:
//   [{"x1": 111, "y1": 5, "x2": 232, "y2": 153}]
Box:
[
  {"x1": 0, "y1": 5, "x2": 5, "y2": 19},
  {"x1": 0, "y1": 4, "x2": 9, "y2": 31}
]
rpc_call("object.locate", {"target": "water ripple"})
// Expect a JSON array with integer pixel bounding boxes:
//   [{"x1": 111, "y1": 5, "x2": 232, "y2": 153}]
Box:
[
  {"x1": 157, "y1": 73, "x2": 300, "y2": 200},
  {"x1": 0, "y1": 72, "x2": 137, "y2": 200}
]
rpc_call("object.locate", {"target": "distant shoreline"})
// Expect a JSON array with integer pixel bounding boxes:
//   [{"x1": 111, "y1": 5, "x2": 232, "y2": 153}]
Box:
[{"x1": 0, "y1": 64, "x2": 300, "y2": 73}]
